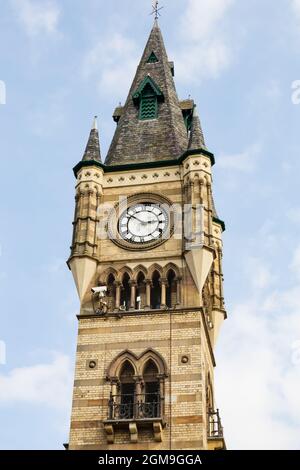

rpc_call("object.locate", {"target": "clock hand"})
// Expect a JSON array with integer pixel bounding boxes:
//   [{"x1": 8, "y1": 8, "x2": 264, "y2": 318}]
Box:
[
  {"x1": 130, "y1": 214, "x2": 144, "y2": 224},
  {"x1": 130, "y1": 214, "x2": 156, "y2": 225},
  {"x1": 129, "y1": 214, "x2": 158, "y2": 226}
]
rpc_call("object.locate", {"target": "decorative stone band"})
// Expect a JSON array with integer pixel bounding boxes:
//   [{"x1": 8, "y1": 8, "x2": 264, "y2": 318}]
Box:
[{"x1": 73, "y1": 148, "x2": 216, "y2": 179}]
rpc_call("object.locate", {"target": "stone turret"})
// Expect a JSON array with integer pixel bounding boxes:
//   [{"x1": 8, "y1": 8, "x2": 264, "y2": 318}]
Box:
[{"x1": 68, "y1": 117, "x2": 103, "y2": 301}]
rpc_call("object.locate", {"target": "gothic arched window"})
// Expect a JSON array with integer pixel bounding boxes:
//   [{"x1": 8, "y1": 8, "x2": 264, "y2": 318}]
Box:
[
  {"x1": 107, "y1": 349, "x2": 167, "y2": 422},
  {"x1": 166, "y1": 269, "x2": 176, "y2": 308},
  {"x1": 151, "y1": 270, "x2": 161, "y2": 309},
  {"x1": 136, "y1": 271, "x2": 146, "y2": 309},
  {"x1": 120, "y1": 272, "x2": 131, "y2": 311},
  {"x1": 119, "y1": 361, "x2": 135, "y2": 419},
  {"x1": 143, "y1": 360, "x2": 160, "y2": 418},
  {"x1": 106, "y1": 273, "x2": 116, "y2": 311}
]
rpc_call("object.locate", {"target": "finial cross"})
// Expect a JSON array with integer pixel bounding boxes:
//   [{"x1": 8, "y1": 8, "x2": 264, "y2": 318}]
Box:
[{"x1": 151, "y1": 1, "x2": 163, "y2": 20}]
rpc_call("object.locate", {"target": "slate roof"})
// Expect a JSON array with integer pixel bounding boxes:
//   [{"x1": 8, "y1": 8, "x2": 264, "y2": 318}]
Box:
[
  {"x1": 188, "y1": 106, "x2": 206, "y2": 151},
  {"x1": 82, "y1": 117, "x2": 101, "y2": 163},
  {"x1": 105, "y1": 22, "x2": 189, "y2": 165}
]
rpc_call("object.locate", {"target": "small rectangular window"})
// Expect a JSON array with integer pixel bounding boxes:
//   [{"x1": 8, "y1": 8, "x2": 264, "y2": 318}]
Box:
[{"x1": 139, "y1": 96, "x2": 157, "y2": 120}]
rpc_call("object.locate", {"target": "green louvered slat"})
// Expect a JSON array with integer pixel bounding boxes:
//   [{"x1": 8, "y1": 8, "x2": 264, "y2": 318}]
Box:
[{"x1": 139, "y1": 96, "x2": 157, "y2": 120}]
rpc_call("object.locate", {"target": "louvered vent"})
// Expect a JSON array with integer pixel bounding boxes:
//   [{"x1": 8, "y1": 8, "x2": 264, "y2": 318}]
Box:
[{"x1": 139, "y1": 96, "x2": 157, "y2": 120}]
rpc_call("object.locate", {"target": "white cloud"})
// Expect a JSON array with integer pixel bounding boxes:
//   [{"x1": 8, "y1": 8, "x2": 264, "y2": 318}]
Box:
[
  {"x1": 0, "y1": 354, "x2": 72, "y2": 410},
  {"x1": 216, "y1": 244, "x2": 300, "y2": 449},
  {"x1": 245, "y1": 257, "x2": 276, "y2": 290},
  {"x1": 82, "y1": 0, "x2": 236, "y2": 97},
  {"x1": 181, "y1": 0, "x2": 234, "y2": 41},
  {"x1": 83, "y1": 33, "x2": 139, "y2": 101},
  {"x1": 218, "y1": 143, "x2": 261, "y2": 172},
  {"x1": 11, "y1": 0, "x2": 61, "y2": 37},
  {"x1": 174, "y1": 0, "x2": 235, "y2": 83}
]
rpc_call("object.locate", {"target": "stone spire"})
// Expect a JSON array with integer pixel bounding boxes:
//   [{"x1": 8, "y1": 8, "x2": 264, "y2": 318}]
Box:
[
  {"x1": 188, "y1": 106, "x2": 206, "y2": 151},
  {"x1": 105, "y1": 22, "x2": 188, "y2": 165},
  {"x1": 82, "y1": 116, "x2": 101, "y2": 162}
]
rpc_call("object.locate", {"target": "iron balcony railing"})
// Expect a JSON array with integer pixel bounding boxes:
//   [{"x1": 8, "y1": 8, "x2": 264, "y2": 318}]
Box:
[
  {"x1": 208, "y1": 408, "x2": 224, "y2": 439},
  {"x1": 108, "y1": 393, "x2": 163, "y2": 421}
]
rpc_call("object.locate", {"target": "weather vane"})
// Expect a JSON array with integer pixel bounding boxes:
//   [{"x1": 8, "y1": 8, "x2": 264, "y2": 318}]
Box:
[{"x1": 151, "y1": 1, "x2": 163, "y2": 20}]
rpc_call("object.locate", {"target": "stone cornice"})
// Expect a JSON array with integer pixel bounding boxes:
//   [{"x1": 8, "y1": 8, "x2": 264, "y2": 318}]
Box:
[{"x1": 73, "y1": 148, "x2": 215, "y2": 178}]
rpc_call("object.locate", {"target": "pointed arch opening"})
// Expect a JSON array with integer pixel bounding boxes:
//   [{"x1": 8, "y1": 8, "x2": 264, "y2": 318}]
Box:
[
  {"x1": 106, "y1": 349, "x2": 167, "y2": 423},
  {"x1": 136, "y1": 271, "x2": 146, "y2": 310},
  {"x1": 142, "y1": 359, "x2": 160, "y2": 418},
  {"x1": 151, "y1": 270, "x2": 161, "y2": 309},
  {"x1": 120, "y1": 272, "x2": 131, "y2": 311},
  {"x1": 119, "y1": 360, "x2": 135, "y2": 419},
  {"x1": 107, "y1": 273, "x2": 116, "y2": 311},
  {"x1": 166, "y1": 269, "x2": 177, "y2": 308}
]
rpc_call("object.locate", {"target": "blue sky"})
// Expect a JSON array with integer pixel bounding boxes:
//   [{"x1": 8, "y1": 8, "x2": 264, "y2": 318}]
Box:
[{"x1": 0, "y1": 0, "x2": 300, "y2": 450}]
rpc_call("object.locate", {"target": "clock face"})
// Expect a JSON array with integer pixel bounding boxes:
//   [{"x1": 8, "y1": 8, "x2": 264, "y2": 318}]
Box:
[{"x1": 118, "y1": 203, "x2": 169, "y2": 244}]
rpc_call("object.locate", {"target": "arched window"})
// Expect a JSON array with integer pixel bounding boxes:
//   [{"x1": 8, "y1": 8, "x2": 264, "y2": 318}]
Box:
[
  {"x1": 107, "y1": 273, "x2": 116, "y2": 311},
  {"x1": 136, "y1": 272, "x2": 146, "y2": 309},
  {"x1": 151, "y1": 270, "x2": 161, "y2": 309},
  {"x1": 143, "y1": 360, "x2": 160, "y2": 418},
  {"x1": 106, "y1": 349, "x2": 167, "y2": 423},
  {"x1": 119, "y1": 361, "x2": 135, "y2": 419},
  {"x1": 120, "y1": 273, "x2": 131, "y2": 311},
  {"x1": 166, "y1": 269, "x2": 176, "y2": 308}
]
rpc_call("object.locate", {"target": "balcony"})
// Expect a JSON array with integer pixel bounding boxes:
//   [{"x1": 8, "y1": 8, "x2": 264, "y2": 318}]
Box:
[
  {"x1": 207, "y1": 409, "x2": 226, "y2": 450},
  {"x1": 104, "y1": 393, "x2": 164, "y2": 444},
  {"x1": 107, "y1": 393, "x2": 163, "y2": 421}
]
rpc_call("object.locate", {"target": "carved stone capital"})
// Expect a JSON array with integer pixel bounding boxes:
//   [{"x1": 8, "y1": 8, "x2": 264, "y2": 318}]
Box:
[{"x1": 159, "y1": 277, "x2": 168, "y2": 286}]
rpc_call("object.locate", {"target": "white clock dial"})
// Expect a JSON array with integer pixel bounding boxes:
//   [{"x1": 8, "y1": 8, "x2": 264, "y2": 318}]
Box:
[{"x1": 118, "y1": 203, "x2": 168, "y2": 243}]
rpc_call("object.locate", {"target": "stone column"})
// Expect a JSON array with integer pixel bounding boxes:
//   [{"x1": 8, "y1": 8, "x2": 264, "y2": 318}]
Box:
[
  {"x1": 218, "y1": 247, "x2": 225, "y2": 308},
  {"x1": 134, "y1": 376, "x2": 143, "y2": 419},
  {"x1": 92, "y1": 190, "x2": 100, "y2": 257},
  {"x1": 129, "y1": 280, "x2": 137, "y2": 310},
  {"x1": 114, "y1": 281, "x2": 121, "y2": 310},
  {"x1": 110, "y1": 378, "x2": 119, "y2": 397},
  {"x1": 175, "y1": 276, "x2": 182, "y2": 306},
  {"x1": 109, "y1": 378, "x2": 119, "y2": 420},
  {"x1": 207, "y1": 182, "x2": 213, "y2": 245},
  {"x1": 71, "y1": 192, "x2": 80, "y2": 255},
  {"x1": 160, "y1": 278, "x2": 167, "y2": 309},
  {"x1": 144, "y1": 279, "x2": 152, "y2": 309},
  {"x1": 157, "y1": 374, "x2": 165, "y2": 418}
]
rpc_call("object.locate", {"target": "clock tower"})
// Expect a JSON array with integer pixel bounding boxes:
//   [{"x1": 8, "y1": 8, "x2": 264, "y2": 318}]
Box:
[{"x1": 67, "y1": 20, "x2": 227, "y2": 451}]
